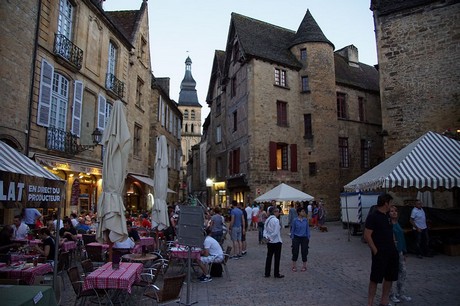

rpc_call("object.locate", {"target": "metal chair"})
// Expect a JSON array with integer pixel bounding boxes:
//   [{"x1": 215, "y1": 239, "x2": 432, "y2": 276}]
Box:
[
  {"x1": 143, "y1": 273, "x2": 186, "y2": 305},
  {"x1": 67, "y1": 266, "x2": 107, "y2": 306},
  {"x1": 81, "y1": 259, "x2": 95, "y2": 277},
  {"x1": 84, "y1": 245, "x2": 106, "y2": 267}
]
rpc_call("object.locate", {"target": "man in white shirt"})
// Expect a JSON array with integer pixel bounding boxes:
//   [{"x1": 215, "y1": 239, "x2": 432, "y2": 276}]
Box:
[
  {"x1": 12, "y1": 215, "x2": 29, "y2": 239},
  {"x1": 197, "y1": 228, "x2": 224, "y2": 283},
  {"x1": 410, "y1": 200, "x2": 431, "y2": 258},
  {"x1": 245, "y1": 204, "x2": 253, "y2": 231},
  {"x1": 114, "y1": 237, "x2": 135, "y2": 249}
]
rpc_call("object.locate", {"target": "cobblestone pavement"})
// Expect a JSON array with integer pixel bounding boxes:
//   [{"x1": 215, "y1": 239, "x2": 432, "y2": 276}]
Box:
[{"x1": 59, "y1": 222, "x2": 460, "y2": 306}]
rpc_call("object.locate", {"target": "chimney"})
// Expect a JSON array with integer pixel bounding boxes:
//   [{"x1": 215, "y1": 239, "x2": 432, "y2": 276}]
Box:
[{"x1": 337, "y1": 45, "x2": 359, "y2": 67}]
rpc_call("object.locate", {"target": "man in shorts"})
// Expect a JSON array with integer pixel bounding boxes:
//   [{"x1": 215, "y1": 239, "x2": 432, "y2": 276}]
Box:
[
  {"x1": 229, "y1": 200, "x2": 245, "y2": 259},
  {"x1": 197, "y1": 227, "x2": 224, "y2": 283},
  {"x1": 364, "y1": 193, "x2": 399, "y2": 306}
]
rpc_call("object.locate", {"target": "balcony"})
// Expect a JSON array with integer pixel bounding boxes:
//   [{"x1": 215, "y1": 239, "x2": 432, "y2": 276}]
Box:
[
  {"x1": 106, "y1": 73, "x2": 125, "y2": 98},
  {"x1": 53, "y1": 34, "x2": 83, "y2": 70},
  {"x1": 46, "y1": 127, "x2": 101, "y2": 155}
]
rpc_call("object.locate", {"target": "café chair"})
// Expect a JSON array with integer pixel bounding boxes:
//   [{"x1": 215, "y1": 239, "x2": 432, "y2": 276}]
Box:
[
  {"x1": 85, "y1": 245, "x2": 106, "y2": 268},
  {"x1": 82, "y1": 234, "x2": 97, "y2": 246},
  {"x1": 81, "y1": 259, "x2": 95, "y2": 277},
  {"x1": 67, "y1": 266, "x2": 107, "y2": 306},
  {"x1": 134, "y1": 261, "x2": 163, "y2": 293},
  {"x1": 143, "y1": 273, "x2": 186, "y2": 306}
]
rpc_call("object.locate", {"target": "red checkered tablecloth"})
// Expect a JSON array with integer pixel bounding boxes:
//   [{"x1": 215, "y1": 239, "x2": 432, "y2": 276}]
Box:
[
  {"x1": 0, "y1": 262, "x2": 53, "y2": 285},
  {"x1": 170, "y1": 246, "x2": 201, "y2": 260},
  {"x1": 139, "y1": 237, "x2": 155, "y2": 247},
  {"x1": 86, "y1": 242, "x2": 109, "y2": 250},
  {"x1": 83, "y1": 262, "x2": 142, "y2": 294},
  {"x1": 61, "y1": 240, "x2": 77, "y2": 252}
]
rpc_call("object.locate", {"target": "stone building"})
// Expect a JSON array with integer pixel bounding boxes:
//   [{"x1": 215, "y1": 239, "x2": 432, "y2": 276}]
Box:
[
  {"x1": 204, "y1": 11, "x2": 383, "y2": 218},
  {"x1": 178, "y1": 56, "x2": 203, "y2": 201},
  {"x1": 0, "y1": 0, "x2": 173, "y2": 218},
  {"x1": 371, "y1": 0, "x2": 460, "y2": 156}
]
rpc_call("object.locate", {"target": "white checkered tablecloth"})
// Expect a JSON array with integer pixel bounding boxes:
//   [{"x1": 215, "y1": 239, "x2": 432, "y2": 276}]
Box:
[
  {"x1": 83, "y1": 262, "x2": 143, "y2": 294},
  {"x1": 0, "y1": 262, "x2": 53, "y2": 285}
]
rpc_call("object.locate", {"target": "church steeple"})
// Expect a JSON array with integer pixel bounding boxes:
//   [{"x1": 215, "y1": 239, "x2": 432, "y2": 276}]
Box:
[{"x1": 178, "y1": 56, "x2": 201, "y2": 107}]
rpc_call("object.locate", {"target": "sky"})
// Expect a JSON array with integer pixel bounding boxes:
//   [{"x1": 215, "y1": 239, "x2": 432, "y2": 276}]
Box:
[{"x1": 103, "y1": 0, "x2": 377, "y2": 123}]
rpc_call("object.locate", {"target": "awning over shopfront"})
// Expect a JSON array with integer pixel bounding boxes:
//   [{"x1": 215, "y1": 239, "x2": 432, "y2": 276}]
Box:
[
  {"x1": 344, "y1": 131, "x2": 460, "y2": 191},
  {"x1": 129, "y1": 174, "x2": 176, "y2": 193},
  {"x1": 0, "y1": 142, "x2": 65, "y2": 208},
  {"x1": 34, "y1": 153, "x2": 102, "y2": 176}
]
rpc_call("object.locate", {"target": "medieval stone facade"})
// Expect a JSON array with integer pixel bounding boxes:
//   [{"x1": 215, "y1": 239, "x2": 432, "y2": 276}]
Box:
[
  {"x1": 371, "y1": 0, "x2": 460, "y2": 156},
  {"x1": 204, "y1": 11, "x2": 383, "y2": 218}
]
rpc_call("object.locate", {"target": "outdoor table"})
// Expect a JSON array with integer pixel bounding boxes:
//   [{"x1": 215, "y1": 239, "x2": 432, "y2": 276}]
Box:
[
  {"x1": 83, "y1": 262, "x2": 142, "y2": 295},
  {"x1": 122, "y1": 253, "x2": 157, "y2": 263},
  {"x1": 0, "y1": 262, "x2": 53, "y2": 285},
  {"x1": 9, "y1": 252, "x2": 37, "y2": 262},
  {"x1": 28, "y1": 239, "x2": 43, "y2": 247},
  {"x1": 86, "y1": 242, "x2": 109, "y2": 250},
  {"x1": 139, "y1": 237, "x2": 155, "y2": 247},
  {"x1": 170, "y1": 246, "x2": 201, "y2": 260},
  {"x1": 0, "y1": 285, "x2": 58, "y2": 306},
  {"x1": 60, "y1": 240, "x2": 77, "y2": 252}
]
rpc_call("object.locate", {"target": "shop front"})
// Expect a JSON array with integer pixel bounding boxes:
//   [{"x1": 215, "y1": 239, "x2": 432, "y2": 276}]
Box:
[{"x1": 227, "y1": 175, "x2": 250, "y2": 207}]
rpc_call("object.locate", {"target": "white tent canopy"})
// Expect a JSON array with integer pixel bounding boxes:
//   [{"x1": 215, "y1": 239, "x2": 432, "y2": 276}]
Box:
[
  {"x1": 344, "y1": 131, "x2": 460, "y2": 191},
  {"x1": 254, "y1": 183, "x2": 314, "y2": 202}
]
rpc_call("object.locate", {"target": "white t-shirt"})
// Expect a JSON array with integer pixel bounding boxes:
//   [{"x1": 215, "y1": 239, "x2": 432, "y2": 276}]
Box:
[
  {"x1": 410, "y1": 207, "x2": 427, "y2": 230},
  {"x1": 252, "y1": 207, "x2": 260, "y2": 217},
  {"x1": 114, "y1": 237, "x2": 135, "y2": 249},
  {"x1": 203, "y1": 236, "x2": 223, "y2": 257},
  {"x1": 245, "y1": 207, "x2": 253, "y2": 220},
  {"x1": 13, "y1": 222, "x2": 29, "y2": 239}
]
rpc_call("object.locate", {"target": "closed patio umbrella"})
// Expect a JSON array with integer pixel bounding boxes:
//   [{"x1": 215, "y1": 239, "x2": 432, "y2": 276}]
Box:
[
  {"x1": 151, "y1": 135, "x2": 169, "y2": 231},
  {"x1": 97, "y1": 100, "x2": 131, "y2": 245}
]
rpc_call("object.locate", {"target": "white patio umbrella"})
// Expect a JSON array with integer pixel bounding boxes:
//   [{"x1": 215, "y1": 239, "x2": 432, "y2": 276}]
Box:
[
  {"x1": 97, "y1": 100, "x2": 131, "y2": 244},
  {"x1": 151, "y1": 135, "x2": 170, "y2": 231}
]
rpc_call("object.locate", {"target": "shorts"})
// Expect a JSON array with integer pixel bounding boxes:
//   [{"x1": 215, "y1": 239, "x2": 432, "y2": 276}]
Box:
[
  {"x1": 370, "y1": 249, "x2": 399, "y2": 283},
  {"x1": 201, "y1": 254, "x2": 224, "y2": 264},
  {"x1": 230, "y1": 226, "x2": 242, "y2": 241},
  {"x1": 252, "y1": 216, "x2": 258, "y2": 223}
]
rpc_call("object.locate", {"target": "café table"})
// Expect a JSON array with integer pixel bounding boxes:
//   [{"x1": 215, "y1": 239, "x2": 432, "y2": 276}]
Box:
[
  {"x1": 60, "y1": 240, "x2": 77, "y2": 252},
  {"x1": 83, "y1": 262, "x2": 142, "y2": 294},
  {"x1": 0, "y1": 262, "x2": 53, "y2": 285},
  {"x1": 0, "y1": 285, "x2": 58, "y2": 306},
  {"x1": 170, "y1": 246, "x2": 201, "y2": 273},
  {"x1": 9, "y1": 252, "x2": 37, "y2": 262},
  {"x1": 122, "y1": 253, "x2": 157, "y2": 264},
  {"x1": 86, "y1": 242, "x2": 109, "y2": 250}
]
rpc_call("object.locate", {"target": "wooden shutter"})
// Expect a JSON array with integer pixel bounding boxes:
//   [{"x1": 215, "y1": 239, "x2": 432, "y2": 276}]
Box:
[
  {"x1": 269, "y1": 141, "x2": 277, "y2": 171},
  {"x1": 71, "y1": 80, "x2": 83, "y2": 136},
  {"x1": 234, "y1": 148, "x2": 240, "y2": 173},
  {"x1": 290, "y1": 143, "x2": 298, "y2": 172},
  {"x1": 97, "y1": 94, "x2": 106, "y2": 130},
  {"x1": 37, "y1": 59, "x2": 54, "y2": 127},
  {"x1": 229, "y1": 151, "x2": 234, "y2": 174}
]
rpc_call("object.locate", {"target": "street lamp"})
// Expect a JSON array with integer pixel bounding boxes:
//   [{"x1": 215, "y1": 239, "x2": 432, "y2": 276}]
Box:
[{"x1": 73, "y1": 128, "x2": 103, "y2": 154}]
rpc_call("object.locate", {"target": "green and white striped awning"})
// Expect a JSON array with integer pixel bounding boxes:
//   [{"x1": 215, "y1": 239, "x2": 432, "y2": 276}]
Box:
[{"x1": 344, "y1": 131, "x2": 460, "y2": 191}]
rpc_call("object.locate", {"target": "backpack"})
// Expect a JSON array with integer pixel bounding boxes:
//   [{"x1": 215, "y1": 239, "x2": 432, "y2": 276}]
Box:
[{"x1": 210, "y1": 262, "x2": 223, "y2": 277}]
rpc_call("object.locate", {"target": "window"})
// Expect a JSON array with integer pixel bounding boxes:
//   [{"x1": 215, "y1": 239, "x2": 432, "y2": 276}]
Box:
[
  {"x1": 300, "y1": 48, "x2": 307, "y2": 61},
  {"x1": 337, "y1": 92, "x2": 347, "y2": 119},
  {"x1": 191, "y1": 124, "x2": 194, "y2": 133},
  {"x1": 136, "y1": 77, "x2": 144, "y2": 107},
  {"x1": 274, "y1": 68, "x2": 287, "y2": 87},
  {"x1": 216, "y1": 96, "x2": 221, "y2": 115},
  {"x1": 339, "y1": 137, "x2": 349, "y2": 168},
  {"x1": 50, "y1": 72, "x2": 69, "y2": 130},
  {"x1": 276, "y1": 101, "x2": 288, "y2": 126},
  {"x1": 216, "y1": 125, "x2": 222, "y2": 143},
  {"x1": 361, "y1": 139, "x2": 370, "y2": 169},
  {"x1": 58, "y1": 0, "x2": 73, "y2": 39},
  {"x1": 185, "y1": 123, "x2": 188, "y2": 133},
  {"x1": 229, "y1": 148, "x2": 240, "y2": 175},
  {"x1": 301, "y1": 76, "x2": 310, "y2": 92},
  {"x1": 184, "y1": 110, "x2": 189, "y2": 119},
  {"x1": 231, "y1": 76, "x2": 236, "y2": 98},
  {"x1": 133, "y1": 124, "x2": 141, "y2": 156},
  {"x1": 107, "y1": 42, "x2": 117, "y2": 77},
  {"x1": 358, "y1": 97, "x2": 365, "y2": 122},
  {"x1": 191, "y1": 110, "x2": 195, "y2": 120},
  {"x1": 216, "y1": 157, "x2": 222, "y2": 177},
  {"x1": 269, "y1": 142, "x2": 297, "y2": 172},
  {"x1": 140, "y1": 36, "x2": 147, "y2": 62},
  {"x1": 304, "y1": 114, "x2": 312, "y2": 139},
  {"x1": 233, "y1": 111, "x2": 237, "y2": 132},
  {"x1": 309, "y1": 162, "x2": 317, "y2": 176},
  {"x1": 104, "y1": 102, "x2": 112, "y2": 128},
  {"x1": 233, "y1": 40, "x2": 240, "y2": 62}
]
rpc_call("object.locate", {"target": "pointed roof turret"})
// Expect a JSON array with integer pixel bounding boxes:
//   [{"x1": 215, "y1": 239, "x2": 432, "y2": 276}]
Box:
[
  {"x1": 178, "y1": 56, "x2": 201, "y2": 107},
  {"x1": 290, "y1": 10, "x2": 334, "y2": 49}
]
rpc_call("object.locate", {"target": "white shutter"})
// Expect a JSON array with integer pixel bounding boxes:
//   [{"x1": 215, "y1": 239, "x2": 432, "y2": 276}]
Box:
[
  {"x1": 71, "y1": 80, "x2": 83, "y2": 136},
  {"x1": 37, "y1": 59, "x2": 54, "y2": 127},
  {"x1": 97, "y1": 94, "x2": 106, "y2": 130}
]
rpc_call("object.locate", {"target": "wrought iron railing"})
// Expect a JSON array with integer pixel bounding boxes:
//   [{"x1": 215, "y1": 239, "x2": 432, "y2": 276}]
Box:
[
  {"x1": 53, "y1": 34, "x2": 83, "y2": 70},
  {"x1": 106, "y1": 73, "x2": 125, "y2": 98},
  {"x1": 46, "y1": 126, "x2": 80, "y2": 155}
]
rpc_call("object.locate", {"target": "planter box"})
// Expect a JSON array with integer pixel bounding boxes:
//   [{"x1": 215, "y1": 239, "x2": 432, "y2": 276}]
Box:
[{"x1": 443, "y1": 244, "x2": 460, "y2": 256}]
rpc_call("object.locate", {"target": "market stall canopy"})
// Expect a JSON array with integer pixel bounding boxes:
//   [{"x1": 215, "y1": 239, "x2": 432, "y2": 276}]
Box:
[
  {"x1": 129, "y1": 174, "x2": 176, "y2": 193},
  {"x1": 254, "y1": 183, "x2": 314, "y2": 202},
  {"x1": 344, "y1": 131, "x2": 460, "y2": 192},
  {"x1": 0, "y1": 141, "x2": 65, "y2": 208}
]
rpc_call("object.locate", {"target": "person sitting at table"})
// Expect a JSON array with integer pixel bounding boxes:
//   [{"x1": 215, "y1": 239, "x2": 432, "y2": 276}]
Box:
[
  {"x1": 140, "y1": 213, "x2": 152, "y2": 229},
  {"x1": 59, "y1": 218, "x2": 78, "y2": 242},
  {"x1": 35, "y1": 227, "x2": 56, "y2": 261},
  {"x1": 197, "y1": 227, "x2": 224, "y2": 283},
  {"x1": 12, "y1": 215, "x2": 30, "y2": 240},
  {"x1": 0, "y1": 225, "x2": 19, "y2": 253},
  {"x1": 75, "y1": 217, "x2": 91, "y2": 233},
  {"x1": 114, "y1": 237, "x2": 135, "y2": 249},
  {"x1": 127, "y1": 221, "x2": 141, "y2": 243}
]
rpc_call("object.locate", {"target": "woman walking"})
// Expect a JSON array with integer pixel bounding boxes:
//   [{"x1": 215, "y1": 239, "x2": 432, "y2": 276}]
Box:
[
  {"x1": 290, "y1": 207, "x2": 310, "y2": 272},
  {"x1": 263, "y1": 207, "x2": 284, "y2": 278}
]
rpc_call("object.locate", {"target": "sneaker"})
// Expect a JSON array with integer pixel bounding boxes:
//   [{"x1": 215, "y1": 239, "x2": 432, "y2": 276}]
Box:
[
  {"x1": 199, "y1": 276, "x2": 212, "y2": 283},
  {"x1": 399, "y1": 295, "x2": 412, "y2": 302},
  {"x1": 231, "y1": 255, "x2": 239, "y2": 260},
  {"x1": 390, "y1": 294, "x2": 401, "y2": 303},
  {"x1": 242, "y1": 251, "x2": 247, "y2": 255}
]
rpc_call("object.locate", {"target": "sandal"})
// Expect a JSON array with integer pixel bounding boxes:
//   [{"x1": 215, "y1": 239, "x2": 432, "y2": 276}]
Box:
[
  {"x1": 300, "y1": 267, "x2": 307, "y2": 272},
  {"x1": 291, "y1": 267, "x2": 297, "y2": 272}
]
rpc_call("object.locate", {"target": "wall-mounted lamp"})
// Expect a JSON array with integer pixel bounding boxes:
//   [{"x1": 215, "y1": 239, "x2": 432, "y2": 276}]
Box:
[{"x1": 73, "y1": 128, "x2": 103, "y2": 154}]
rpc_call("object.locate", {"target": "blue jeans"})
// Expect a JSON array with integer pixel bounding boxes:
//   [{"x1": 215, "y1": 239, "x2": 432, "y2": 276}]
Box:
[{"x1": 413, "y1": 228, "x2": 429, "y2": 256}]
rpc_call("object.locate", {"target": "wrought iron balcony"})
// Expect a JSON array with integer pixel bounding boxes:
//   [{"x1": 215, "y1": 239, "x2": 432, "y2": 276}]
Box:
[
  {"x1": 106, "y1": 73, "x2": 125, "y2": 98},
  {"x1": 46, "y1": 126, "x2": 101, "y2": 155},
  {"x1": 53, "y1": 34, "x2": 83, "y2": 70}
]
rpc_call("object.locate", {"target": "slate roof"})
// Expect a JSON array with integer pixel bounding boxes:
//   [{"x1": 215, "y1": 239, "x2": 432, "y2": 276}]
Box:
[
  {"x1": 290, "y1": 10, "x2": 334, "y2": 48},
  {"x1": 334, "y1": 53, "x2": 379, "y2": 92},
  {"x1": 206, "y1": 50, "x2": 226, "y2": 104},
  {"x1": 178, "y1": 57, "x2": 201, "y2": 107},
  {"x1": 105, "y1": 0, "x2": 146, "y2": 43},
  {"x1": 370, "y1": 0, "x2": 442, "y2": 15}
]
